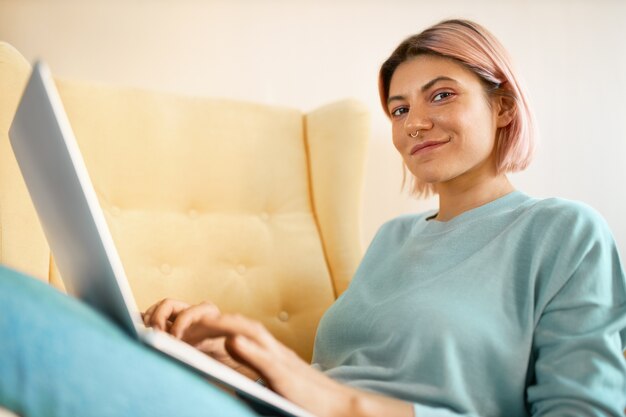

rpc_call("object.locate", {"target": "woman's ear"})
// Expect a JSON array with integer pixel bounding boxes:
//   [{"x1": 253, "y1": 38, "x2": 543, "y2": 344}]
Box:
[{"x1": 495, "y1": 94, "x2": 516, "y2": 128}]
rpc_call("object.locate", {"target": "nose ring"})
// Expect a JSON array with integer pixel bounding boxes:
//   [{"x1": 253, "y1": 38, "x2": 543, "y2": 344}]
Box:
[{"x1": 410, "y1": 130, "x2": 419, "y2": 138}]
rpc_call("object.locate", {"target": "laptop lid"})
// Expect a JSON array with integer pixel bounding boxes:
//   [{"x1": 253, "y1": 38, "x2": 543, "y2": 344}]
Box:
[{"x1": 9, "y1": 61, "x2": 143, "y2": 338}]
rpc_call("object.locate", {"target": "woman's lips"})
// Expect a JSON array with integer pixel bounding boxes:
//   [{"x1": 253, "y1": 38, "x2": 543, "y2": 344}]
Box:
[{"x1": 410, "y1": 140, "x2": 449, "y2": 155}]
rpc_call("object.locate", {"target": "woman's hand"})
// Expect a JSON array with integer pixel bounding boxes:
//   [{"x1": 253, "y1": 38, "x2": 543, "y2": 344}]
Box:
[
  {"x1": 184, "y1": 313, "x2": 414, "y2": 417},
  {"x1": 144, "y1": 300, "x2": 413, "y2": 416},
  {"x1": 142, "y1": 299, "x2": 260, "y2": 380}
]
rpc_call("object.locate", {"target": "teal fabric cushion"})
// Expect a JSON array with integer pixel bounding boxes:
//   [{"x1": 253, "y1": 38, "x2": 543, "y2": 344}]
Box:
[{"x1": 0, "y1": 265, "x2": 259, "y2": 417}]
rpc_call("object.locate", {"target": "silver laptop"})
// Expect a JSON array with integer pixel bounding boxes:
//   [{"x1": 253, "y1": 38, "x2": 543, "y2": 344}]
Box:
[{"x1": 9, "y1": 61, "x2": 314, "y2": 417}]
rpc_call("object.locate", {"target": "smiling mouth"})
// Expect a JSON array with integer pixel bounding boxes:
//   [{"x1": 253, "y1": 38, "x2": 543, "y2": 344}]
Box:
[{"x1": 410, "y1": 140, "x2": 450, "y2": 155}]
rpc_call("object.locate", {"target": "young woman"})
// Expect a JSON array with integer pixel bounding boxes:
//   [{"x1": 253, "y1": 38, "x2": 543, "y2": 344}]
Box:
[{"x1": 1, "y1": 19, "x2": 625, "y2": 417}]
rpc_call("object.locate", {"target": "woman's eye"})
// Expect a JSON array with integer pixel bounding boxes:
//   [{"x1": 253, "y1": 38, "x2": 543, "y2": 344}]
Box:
[
  {"x1": 390, "y1": 107, "x2": 408, "y2": 118},
  {"x1": 432, "y1": 91, "x2": 453, "y2": 102}
]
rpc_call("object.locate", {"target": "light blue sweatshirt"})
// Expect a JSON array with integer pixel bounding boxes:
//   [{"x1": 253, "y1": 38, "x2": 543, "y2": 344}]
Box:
[{"x1": 312, "y1": 191, "x2": 626, "y2": 416}]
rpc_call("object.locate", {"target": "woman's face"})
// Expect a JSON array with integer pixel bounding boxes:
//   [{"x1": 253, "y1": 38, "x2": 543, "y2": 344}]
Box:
[{"x1": 387, "y1": 54, "x2": 508, "y2": 191}]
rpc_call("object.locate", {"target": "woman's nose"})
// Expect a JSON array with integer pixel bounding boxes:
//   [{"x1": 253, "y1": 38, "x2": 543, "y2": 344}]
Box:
[{"x1": 404, "y1": 108, "x2": 432, "y2": 138}]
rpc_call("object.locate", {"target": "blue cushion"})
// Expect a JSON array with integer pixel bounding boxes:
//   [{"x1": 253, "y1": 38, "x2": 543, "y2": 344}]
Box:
[{"x1": 0, "y1": 265, "x2": 259, "y2": 417}]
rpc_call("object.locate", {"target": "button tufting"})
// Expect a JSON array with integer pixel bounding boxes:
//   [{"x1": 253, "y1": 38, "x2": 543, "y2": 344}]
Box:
[
  {"x1": 160, "y1": 263, "x2": 172, "y2": 275},
  {"x1": 260, "y1": 212, "x2": 270, "y2": 222},
  {"x1": 236, "y1": 264, "x2": 247, "y2": 275},
  {"x1": 278, "y1": 311, "x2": 289, "y2": 322},
  {"x1": 188, "y1": 209, "x2": 198, "y2": 219}
]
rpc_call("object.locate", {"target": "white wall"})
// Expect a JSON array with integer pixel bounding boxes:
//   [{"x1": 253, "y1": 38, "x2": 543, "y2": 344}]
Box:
[{"x1": 1, "y1": 0, "x2": 625, "y2": 257}]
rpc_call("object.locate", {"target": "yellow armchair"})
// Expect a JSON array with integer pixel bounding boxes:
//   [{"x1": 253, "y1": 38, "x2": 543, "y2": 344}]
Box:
[{"x1": 0, "y1": 41, "x2": 369, "y2": 362}]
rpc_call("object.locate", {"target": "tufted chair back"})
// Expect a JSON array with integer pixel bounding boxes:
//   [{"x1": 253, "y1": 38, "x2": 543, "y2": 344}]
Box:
[{"x1": 0, "y1": 42, "x2": 369, "y2": 361}]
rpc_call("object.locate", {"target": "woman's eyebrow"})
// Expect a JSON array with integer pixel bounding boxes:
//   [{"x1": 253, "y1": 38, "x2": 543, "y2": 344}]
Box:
[
  {"x1": 421, "y1": 76, "x2": 457, "y2": 92},
  {"x1": 387, "y1": 76, "x2": 459, "y2": 106},
  {"x1": 387, "y1": 95, "x2": 406, "y2": 106}
]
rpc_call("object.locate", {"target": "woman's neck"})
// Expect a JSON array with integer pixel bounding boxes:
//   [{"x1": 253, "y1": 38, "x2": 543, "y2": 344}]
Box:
[{"x1": 433, "y1": 174, "x2": 514, "y2": 222}]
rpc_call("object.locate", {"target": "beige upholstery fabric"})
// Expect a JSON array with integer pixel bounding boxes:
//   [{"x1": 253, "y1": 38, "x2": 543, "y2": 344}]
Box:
[{"x1": 0, "y1": 41, "x2": 369, "y2": 362}]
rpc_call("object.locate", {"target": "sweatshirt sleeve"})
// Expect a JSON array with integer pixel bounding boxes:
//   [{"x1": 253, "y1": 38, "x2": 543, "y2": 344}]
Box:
[
  {"x1": 526, "y1": 207, "x2": 626, "y2": 416},
  {"x1": 412, "y1": 404, "x2": 478, "y2": 416}
]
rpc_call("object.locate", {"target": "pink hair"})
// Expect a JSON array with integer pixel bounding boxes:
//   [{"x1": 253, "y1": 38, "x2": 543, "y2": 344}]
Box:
[{"x1": 379, "y1": 19, "x2": 537, "y2": 197}]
